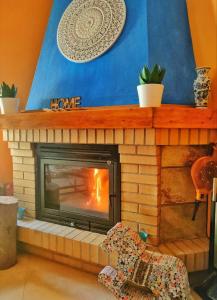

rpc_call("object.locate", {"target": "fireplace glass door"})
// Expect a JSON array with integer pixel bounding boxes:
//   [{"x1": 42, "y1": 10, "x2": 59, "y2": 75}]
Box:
[
  {"x1": 44, "y1": 162, "x2": 110, "y2": 219},
  {"x1": 36, "y1": 144, "x2": 120, "y2": 233}
]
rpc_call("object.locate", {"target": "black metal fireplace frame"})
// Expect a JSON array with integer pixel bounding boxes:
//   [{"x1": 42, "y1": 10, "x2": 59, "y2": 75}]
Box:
[{"x1": 35, "y1": 144, "x2": 121, "y2": 234}]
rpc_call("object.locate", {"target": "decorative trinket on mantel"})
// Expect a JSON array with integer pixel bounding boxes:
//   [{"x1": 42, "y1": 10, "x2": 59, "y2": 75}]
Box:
[
  {"x1": 137, "y1": 64, "x2": 166, "y2": 107},
  {"x1": 50, "y1": 97, "x2": 81, "y2": 111},
  {"x1": 193, "y1": 67, "x2": 211, "y2": 108},
  {"x1": 57, "y1": 0, "x2": 126, "y2": 63},
  {"x1": 0, "y1": 82, "x2": 19, "y2": 114}
]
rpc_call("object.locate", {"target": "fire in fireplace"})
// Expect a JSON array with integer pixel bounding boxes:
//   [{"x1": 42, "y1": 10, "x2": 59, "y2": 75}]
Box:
[
  {"x1": 36, "y1": 144, "x2": 120, "y2": 234},
  {"x1": 45, "y1": 165, "x2": 109, "y2": 217}
]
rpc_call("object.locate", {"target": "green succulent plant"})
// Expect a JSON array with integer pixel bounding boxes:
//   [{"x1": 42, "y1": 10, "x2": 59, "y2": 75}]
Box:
[
  {"x1": 0, "y1": 82, "x2": 17, "y2": 98},
  {"x1": 139, "y1": 64, "x2": 166, "y2": 85}
]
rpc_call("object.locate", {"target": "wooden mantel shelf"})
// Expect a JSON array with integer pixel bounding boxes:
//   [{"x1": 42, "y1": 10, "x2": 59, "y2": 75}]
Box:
[
  {"x1": 0, "y1": 105, "x2": 216, "y2": 129},
  {"x1": 154, "y1": 105, "x2": 217, "y2": 129},
  {"x1": 0, "y1": 105, "x2": 152, "y2": 129}
]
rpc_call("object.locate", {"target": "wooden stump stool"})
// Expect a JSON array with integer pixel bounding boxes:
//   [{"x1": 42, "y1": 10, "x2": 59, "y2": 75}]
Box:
[{"x1": 0, "y1": 196, "x2": 18, "y2": 269}]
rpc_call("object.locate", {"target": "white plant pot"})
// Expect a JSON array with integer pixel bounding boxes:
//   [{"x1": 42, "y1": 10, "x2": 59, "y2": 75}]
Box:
[
  {"x1": 137, "y1": 84, "x2": 164, "y2": 107},
  {"x1": 0, "y1": 98, "x2": 19, "y2": 114}
]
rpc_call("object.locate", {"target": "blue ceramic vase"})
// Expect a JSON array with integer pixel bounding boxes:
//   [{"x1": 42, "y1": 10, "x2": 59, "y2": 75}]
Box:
[{"x1": 193, "y1": 67, "x2": 211, "y2": 108}]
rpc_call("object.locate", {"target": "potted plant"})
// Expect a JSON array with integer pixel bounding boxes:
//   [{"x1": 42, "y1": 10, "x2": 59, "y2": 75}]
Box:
[
  {"x1": 0, "y1": 82, "x2": 19, "y2": 114},
  {"x1": 137, "y1": 64, "x2": 166, "y2": 107}
]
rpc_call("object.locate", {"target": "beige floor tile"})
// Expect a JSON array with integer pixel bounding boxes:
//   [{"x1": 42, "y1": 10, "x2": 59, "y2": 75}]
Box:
[
  {"x1": 0, "y1": 253, "x2": 201, "y2": 300},
  {"x1": 0, "y1": 254, "x2": 114, "y2": 300}
]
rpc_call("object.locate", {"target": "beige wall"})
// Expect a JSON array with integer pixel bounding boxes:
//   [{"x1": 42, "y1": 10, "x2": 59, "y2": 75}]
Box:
[
  {"x1": 187, "y1": 0, "x2": 217, "y2": 108},
  {"x1": 0, "y1": 0, "x2": 53, "y2": 183}
]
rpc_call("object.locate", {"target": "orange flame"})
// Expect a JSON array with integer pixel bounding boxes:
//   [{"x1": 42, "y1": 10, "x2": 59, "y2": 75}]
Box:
[
  {"x1": 87, "y1": 168, "x2": 109, "y2": 213},
  {"x1": 94, "y1": 169, "x2": 101, "y2": 204}
]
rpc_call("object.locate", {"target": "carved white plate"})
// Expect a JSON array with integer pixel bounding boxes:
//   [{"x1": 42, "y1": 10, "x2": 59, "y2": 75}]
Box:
[{"x1": 57, "y1": 0, "x2": 126, "y2": 63}]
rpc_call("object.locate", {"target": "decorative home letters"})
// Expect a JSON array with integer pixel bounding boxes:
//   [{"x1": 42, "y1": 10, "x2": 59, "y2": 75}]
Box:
[{"x1": 50, "y1": 97, "x2": 81, "y2": 111}]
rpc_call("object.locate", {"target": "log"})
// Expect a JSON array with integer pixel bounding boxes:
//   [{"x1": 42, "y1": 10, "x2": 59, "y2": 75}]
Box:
[{"x1": 0, "y1": 197, "x2": 18, "y2": 269}]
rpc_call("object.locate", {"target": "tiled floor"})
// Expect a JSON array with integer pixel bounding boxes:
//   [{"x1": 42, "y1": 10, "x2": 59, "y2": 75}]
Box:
[
  {"x1": 0, "y1": 254, "x2": 114, "y2": 300},
  {"x1": 0, "y1": 253, "x2": 201, "y2": 300}
]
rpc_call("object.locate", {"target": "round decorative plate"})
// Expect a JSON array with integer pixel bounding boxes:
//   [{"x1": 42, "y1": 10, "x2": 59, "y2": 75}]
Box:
[{"x1": 57, "y1": 0, "x2": 126, "y2": 63}]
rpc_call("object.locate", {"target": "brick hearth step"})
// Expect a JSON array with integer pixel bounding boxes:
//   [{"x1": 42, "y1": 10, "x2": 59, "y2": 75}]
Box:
[
  {"x1": 17, "y1": 219, "x2": 209, "y2": 273},
  {"x1": 157, "y1": 239, "x2": 209, "y2": 272}
]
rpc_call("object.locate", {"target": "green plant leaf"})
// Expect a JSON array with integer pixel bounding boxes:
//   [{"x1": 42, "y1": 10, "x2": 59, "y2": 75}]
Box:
[
  {"x1": 139, "y1": 73, "x2": 147, "y2": 84},
  {"x1": 1, "y1": 82, "x2": 18, "y2": 97},
  {"x1": 139, "y1": 64, "x2": 166, "y2": 85},
  {"x1": 142, "y1": 66, "x2": 150, "y2": 82},
  {"x1": 149, "y1": 64, "x2": 159, "y2": 83},
  {"x1": 139, "y1": 66, "x2": 150, "y2": 84}
]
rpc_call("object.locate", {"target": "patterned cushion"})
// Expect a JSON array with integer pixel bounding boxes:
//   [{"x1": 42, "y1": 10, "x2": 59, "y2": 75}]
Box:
[{"x1": 98, "y1": 223, "x2": 191, "y2": 299}]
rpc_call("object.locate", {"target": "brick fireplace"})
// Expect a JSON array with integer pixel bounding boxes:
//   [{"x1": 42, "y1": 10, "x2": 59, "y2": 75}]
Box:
[
  {"x1": 0, "y1": 105, "x2": 216, "y2": 272},
  {"x1": 4, "y1": 127, "x2": 160, "y2": 244}
]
